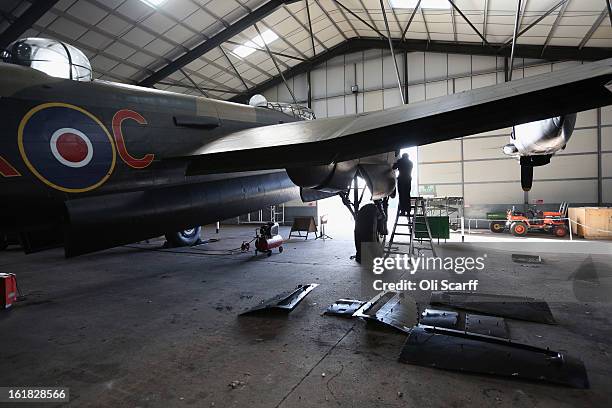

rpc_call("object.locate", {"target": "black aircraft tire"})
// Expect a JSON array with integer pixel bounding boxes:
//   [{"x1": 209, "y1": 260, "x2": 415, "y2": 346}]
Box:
[
  {"x1": 165, "y1": 226, "x2": 202, "y2": 247},
  {"x1": 354, "y1": 204, "x2": 380, "y2": 264},
  {"x1": 490, "y1": 221, "x2": 505, "y2": 233}
]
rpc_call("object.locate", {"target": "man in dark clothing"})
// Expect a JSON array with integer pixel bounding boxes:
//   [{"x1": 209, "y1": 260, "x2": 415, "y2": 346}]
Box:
[{"x1": 393, "y1": 153, "x2": 413, "y2": 215}]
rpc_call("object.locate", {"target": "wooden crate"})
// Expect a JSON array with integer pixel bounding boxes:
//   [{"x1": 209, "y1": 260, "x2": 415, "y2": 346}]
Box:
[{"x1": 568, "y1": 207, "x2": 612, "y2": 240}]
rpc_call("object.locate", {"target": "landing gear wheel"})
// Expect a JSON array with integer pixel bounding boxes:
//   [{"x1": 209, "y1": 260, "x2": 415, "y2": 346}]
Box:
[
  {"x1": 510, "y1": 222, "x2": 528, "y2": 237},
  {"x1": 165, "y1": 226, "x2": 202, "y2": 247},
  {"x1": 267, "y1": 250, "x2": 272, "y2": 257},
  {"x1": 354, "y1": 204, "x2": 381, "y2": 264},
  {"x1": 279, "y1": 246, "x2": 283, "y2": 253},
  {"x1": 553, "y1": 225, "x2": 568, "y2": 237},
  {"x1": 521, "y1": 165, "x2": 533, "y2": 192},
  {"x1": 490, "y1": 221, "x2": 505, "y2": 233}
]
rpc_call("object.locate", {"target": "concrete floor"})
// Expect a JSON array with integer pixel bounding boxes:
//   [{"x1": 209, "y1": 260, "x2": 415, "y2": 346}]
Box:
[{"x1": 1, "y1": 225, "x2": 611, "y2": 407}]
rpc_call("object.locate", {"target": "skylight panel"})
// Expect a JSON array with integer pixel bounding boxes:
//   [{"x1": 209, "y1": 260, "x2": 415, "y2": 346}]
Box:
[
  {"x1": 138, "y1": 0, "x2": 167, "y2": 8},
  {"x1": 232, "y1": 29, "x2": 279, "y2": 59},
  {"x1": 390, "y1": 0, "x2": 450, "y2": 9}
]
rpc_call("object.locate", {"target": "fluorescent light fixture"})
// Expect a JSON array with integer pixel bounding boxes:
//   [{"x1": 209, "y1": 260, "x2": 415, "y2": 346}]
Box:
[
  {"x1": 390, "y1": 0, "x2": 450, "y2": 9},
  {"x1": 138, "y1": 0, "x2": 166, "y2": 8},
  {"x1": 232, "y1": 29, "x2": 279, "y2": 59}
]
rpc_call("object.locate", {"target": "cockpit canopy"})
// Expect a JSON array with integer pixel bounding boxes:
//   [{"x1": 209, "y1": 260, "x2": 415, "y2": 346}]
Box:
[{"x1": 1, "y1": 37, "x2": 92, "y2": 81}]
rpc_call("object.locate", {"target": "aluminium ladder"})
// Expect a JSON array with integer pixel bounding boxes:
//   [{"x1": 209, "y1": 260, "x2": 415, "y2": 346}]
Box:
[{"x1": 384, "y1": 197, "x2": 437, "y2": 258}]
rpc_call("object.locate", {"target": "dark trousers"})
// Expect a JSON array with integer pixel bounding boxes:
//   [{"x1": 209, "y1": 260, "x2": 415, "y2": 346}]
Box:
[{"x1": 397, "y1": 177, "x2": 411, "y2": 214}]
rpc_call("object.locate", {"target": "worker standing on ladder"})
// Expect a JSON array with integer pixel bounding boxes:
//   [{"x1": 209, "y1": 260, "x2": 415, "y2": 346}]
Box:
[{"x1": 393, "y1": 153, "x2": 413, "y2": 215}]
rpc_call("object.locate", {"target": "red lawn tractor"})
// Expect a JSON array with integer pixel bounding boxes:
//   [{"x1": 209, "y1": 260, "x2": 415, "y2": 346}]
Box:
[{"x1": 490, "y1": 202, "x2": 569, "y2": 238}]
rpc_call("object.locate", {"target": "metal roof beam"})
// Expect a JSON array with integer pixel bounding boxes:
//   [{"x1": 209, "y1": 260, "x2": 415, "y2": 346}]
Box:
[
  {"x1": 138, "y1": 0, "x2": 299, "y2": 87},
  {"x1": 219, "y1": 46, "x2": 249, "y2": 91},
  {"x1": 500, "y1": 0, "x2": 569, "y2": 49},
  {"x1": 379, "y1": 0, "x2": 404, "y2": 103},
  {"x1": 334, "y1": 0, "x2": 386, "y2": 38},
  {"x1": 229, "y1": 37, "x2": 612, "y2": 102},
  {"x1": 541, "y1": 0, "x2": 570, "y2": 57},
  {"x1": 482, "y1": 0, "x2": 489, "y2": 44},
  {"x1": 0, "y1": 0, "x2": 60, "y2": 49},
  {"x1": 313, "y1": 0, "x2": 349, "y2": 41},
  {"x1": 579, "y1": 9, "x2": 607, "y2": 49},
  {"x1": 448, "y1": 0, "x2": 490, "y2": 46},
  {"x1": 421, "y1": 8, "x2": 430, "y2": 41},
  {"x1": 401, "y1": 0, "x2": 421, "y2": 42}
]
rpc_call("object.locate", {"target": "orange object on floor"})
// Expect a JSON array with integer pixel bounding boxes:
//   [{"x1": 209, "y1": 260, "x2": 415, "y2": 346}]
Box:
[{"x1": 1, "y1": 273, "x2": 17, "y2": 309}]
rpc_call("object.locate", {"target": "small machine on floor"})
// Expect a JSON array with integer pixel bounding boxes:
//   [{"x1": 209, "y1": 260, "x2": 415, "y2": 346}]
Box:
[
  {"x1": 490, "y1": 202, "x2": 569, "y2": 237},
  {"x1": 254, "y1": 222, "x2": 284, "y2": 256}
]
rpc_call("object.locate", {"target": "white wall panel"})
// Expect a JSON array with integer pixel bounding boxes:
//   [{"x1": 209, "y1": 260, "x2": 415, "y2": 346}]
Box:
[
  {"x1": 576, "y1": 109, "x2": 597, "y2": 127},
  {"x1": 454, "y1": 77, "x2": 472, "y2": 93},
  {"x1": 471, "y1": 73, "x2": 496, "y2": 89},
  {"x1": 344, "y1": 61, "x2": 357, "y2": 93},
  {"x1": 529, "y1": 180, "x2": 598, "y2": 204},
  {"x1": 559, "y1": 128, "x2": 597, "y2": 154},
  {"x1": 356, "y1": 60, "x2": 364, "y2": 90},
  {"x1": 327, "y1": 96, "x2": 345, "y2": 117},
  {"x1": 363, "y1": 90, "x2": 383, "y2": 112},
  {"x1": 433, "y1": 184, "x2": 463, "y2": 197},
  {"x1": 464, "y1": 183, "x2": 524, "y2": 205},
  {"x1": 364, "y1": 50, "x2": 382, "y2": 90},
  {"x1": 463, "y1": 136, "x2": 508, "y2": 160},
  {"x1": 603, "y1": 126, "x2": 612, "y2": 151},
  {"x1": 604, "y1": 179, "x2": 612, "y2": 203},
  {"x1": 602, "y1": 105, "x2": 612, "y2": 125},
  {"x1": 293, "y1": 73, "x2": 308, "y2": 102},
  {"x1": 448, "y1": 54, "x2": 470, "y2": 76},
  {"x1": 383, "y1": 88, "x2": 402, "y2": 109},
  {"x1": 603, "y1": 153, "x2": 612, "y2": 177},
  {"x1": 344, "y1": 95, "x2": 357, "y2": 115},
  {"x1": 472, "y1": 55, "x2": 496, "y2": 73},
  {"x1": 408, "y1": 84, "x2": 425, "y2": 103},
  {"x1": 419, "y1": 162, "x2": 462, "y2": 184},
  {"x1": 278, "y1": 80, "x2": 293, "y2": 103},
  {"x1": 534, "y1": 154, "x2": 598, "y2": 179},
  {"x1": 311, "y1": 68, "x2": 326, "y2": 99},
  {"x1": 426, "y1": 80, "x2": 447, "y2": 99},
  {"x1": 407, "y1": 52, "x2": 424, "y2": 83},
  {"x1": 326, "y1": 62, "x2": 345, "y2": 96},
  {"x1": 524, "y1": 64, "x2": 551, "y2": 77},
  {"x1": 312, "y1": 99, "x2": 326, "y2": 118},
  {"x1": 425, "y1": 53, "x2": 447, "y2": 81},
  {"x1": 383, "y1": 52, "x2": 403, "y2": 88},
  {"x1": 464, "y1": 128, "x2": 512, "y2": 138},
  {"x1": 419, "y1": 140, "x2": 462, "y2": 162},
  {"x1": 464, "y1": 159, "x2": 519, "y2": 182}
]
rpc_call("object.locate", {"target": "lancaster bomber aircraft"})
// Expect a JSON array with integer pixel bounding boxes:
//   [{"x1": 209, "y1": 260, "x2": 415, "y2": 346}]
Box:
[{"x1": 1, "y1": 38, "x2": 611, "y2": 259}]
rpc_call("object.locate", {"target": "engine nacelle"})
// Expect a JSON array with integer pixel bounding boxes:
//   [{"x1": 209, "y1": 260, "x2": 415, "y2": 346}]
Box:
[
  {"x1": 504, "y1": 114, "x2": 577, "y2": 157},
  {"x1": 502, "y1": 114, "x2": 577, "y2": 192},
  {"x1": 288, "y1": 153, "x2": 397, "y2": 201},
  {"x1": 286, "y1": 161, "x2": 358, "y2": 193}
]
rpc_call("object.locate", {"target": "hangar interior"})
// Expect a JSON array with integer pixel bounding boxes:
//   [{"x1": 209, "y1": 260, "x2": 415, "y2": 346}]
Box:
[
  {"x1": 3, "y1": 0, "x2": 611, "y2": 224},
  {"x1": 1, "y1": 0, "x2": 612, "y2": 407}
]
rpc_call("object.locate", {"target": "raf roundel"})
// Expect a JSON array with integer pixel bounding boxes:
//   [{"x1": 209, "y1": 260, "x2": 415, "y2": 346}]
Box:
[{"x1": 18, "y1": 103, "x2": 116, "y2": 193}]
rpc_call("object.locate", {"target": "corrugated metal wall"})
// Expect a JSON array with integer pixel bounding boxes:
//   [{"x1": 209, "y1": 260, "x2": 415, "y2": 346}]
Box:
[{"x1": 260, "y1": 50, "x2": 612, "y2": 218}]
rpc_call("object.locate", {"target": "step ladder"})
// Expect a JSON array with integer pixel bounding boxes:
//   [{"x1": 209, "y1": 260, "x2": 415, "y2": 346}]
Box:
[{"x1": 384, "y1": 197, "x2": 437, "y2": 258}]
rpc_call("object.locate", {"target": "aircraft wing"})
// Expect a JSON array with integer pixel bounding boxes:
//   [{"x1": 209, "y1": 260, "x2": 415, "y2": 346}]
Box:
[{"x1": 184, "y1": 58, "x2": 612, "y2": 175}]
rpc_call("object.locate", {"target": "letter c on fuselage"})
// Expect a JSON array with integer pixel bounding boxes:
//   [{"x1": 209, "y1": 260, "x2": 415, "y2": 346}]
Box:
[{"x1": 112, "y1": 109, "x2": 154, "y2": 169}]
